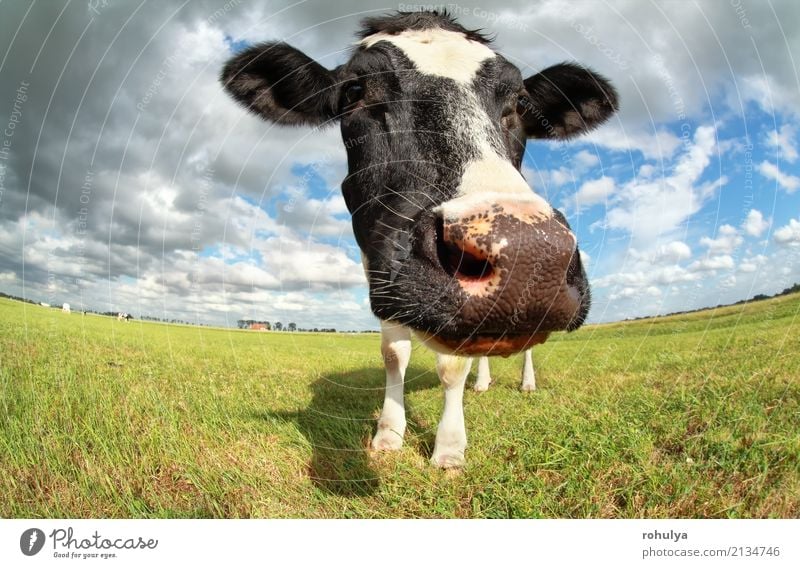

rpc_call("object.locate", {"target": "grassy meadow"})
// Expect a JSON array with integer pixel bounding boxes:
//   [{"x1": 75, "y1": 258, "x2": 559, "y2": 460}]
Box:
[{"x1": 0, "y1": 294, "x2": 798, "y2": 518}]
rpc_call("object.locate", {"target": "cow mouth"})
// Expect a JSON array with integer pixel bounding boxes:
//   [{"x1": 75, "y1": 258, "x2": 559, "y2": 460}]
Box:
[{"x1": 415, "y1": 330, "x2": 551, "y2": 357}]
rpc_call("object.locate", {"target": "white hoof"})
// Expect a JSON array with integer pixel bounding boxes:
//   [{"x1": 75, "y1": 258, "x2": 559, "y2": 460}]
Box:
[
  {"x1": 371, "y1": 428, "x2": 404, "y2": 451},
  {"x1": 430, "y1": 451, "x2": 466, "y2": 469},
  {"x1": 473, "y1": 379, "x2": 492, "y2": 392},
  {"x1": 520, "y1": 382, "x2": 536, "y2": 392}
]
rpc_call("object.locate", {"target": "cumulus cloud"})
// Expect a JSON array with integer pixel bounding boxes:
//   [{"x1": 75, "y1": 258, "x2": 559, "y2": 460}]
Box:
[
  {"x1": 595, "y1": 264, "x2": 700, "y2": 289},
  {"x1": 764, "y1": 124, "x2": 798, "y2": 163},
  {"x1": 0, "y1": 1, "x2": 374, "y2": 327},
  {"x1": 774, "y1": 218, "x2": 800, "y2": 245},
  {"x1": 653, "y1": 241, "x2": 692, "y2": 263},
  {"x1": 758, "y1": 161, "x2": 800, "y2": 193},
  {"x1": 573, "y1": 176, "x2": 615, "y2": 210},
  {"x1": 627, "y1": 241, "x2": 692, "y2": 264},
  {"x1": 574, "y1": 150, "x2": 600, "y2": 168},
  {"x1": 689, "y1": 255, "x2": 735, "y2": 272},
  {"x1": 638, "y1": 164, "x2": 657, "y2": 179},
  {"x1": 739, "y1": 255, "x2": 767, "y2": 273},
  {"x1": 609, "y1": 285, "x2": 662, "y2": 301},
  {"x1": 526, "y1": 165, "x2": 574, "y2": 191},
  {"x1": 604, "y1": 125, "x2": 724, "y2": 241},
  {"x1": 700, "y1": 224, "x2": 743, "y2": 255},
  {"x1": 583, "y1": 127, "x2": 682, "y2": 160},
  {"x1": 742, "y1": 209, "x2": 770, "y2": 237}
]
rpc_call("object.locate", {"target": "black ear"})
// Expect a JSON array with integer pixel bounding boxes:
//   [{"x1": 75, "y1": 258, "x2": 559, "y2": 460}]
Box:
[
  {"x1": 220, "y1": 42, "x2": 339, "y2": 126},
  {"x1": 521, "y1": 63, "x2": 618, "y2": 139}
]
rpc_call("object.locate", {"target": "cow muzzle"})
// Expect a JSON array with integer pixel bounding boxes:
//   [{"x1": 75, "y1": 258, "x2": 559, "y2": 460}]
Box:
[{"x1": 418, "y1": 193, "x2": 586, "y2": 355}]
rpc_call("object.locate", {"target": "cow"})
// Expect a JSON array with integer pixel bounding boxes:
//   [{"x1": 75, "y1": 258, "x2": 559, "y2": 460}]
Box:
[
  {"x1": 220, "y1": 10, "x2": 617, "y2": 468},
  {"x1": 474, "y1": 349, "x2": 535, "y2": 392}
]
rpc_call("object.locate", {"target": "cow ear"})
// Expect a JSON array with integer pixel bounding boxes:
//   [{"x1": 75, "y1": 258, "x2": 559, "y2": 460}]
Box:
[
  {"x1": 220, "y1": 42, "x2": 339, "y2": 127},
  {"x1": 521, "y1": 63, "x2": 618, "y2": 139}
]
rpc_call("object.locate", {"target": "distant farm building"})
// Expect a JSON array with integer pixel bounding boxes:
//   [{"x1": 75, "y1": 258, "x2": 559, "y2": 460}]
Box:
[{"x1": 237, "y1": 319, "x2": 271, "y2": 331}]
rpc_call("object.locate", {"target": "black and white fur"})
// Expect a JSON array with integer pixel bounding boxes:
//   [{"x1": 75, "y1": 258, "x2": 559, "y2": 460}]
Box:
[{"x1": 221, "y1": 11, "x2": 617, "y2": 467}]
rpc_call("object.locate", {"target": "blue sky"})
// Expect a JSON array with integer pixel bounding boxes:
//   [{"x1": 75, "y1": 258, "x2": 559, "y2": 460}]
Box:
[{"x1": 0, "y1": 0, "x2": 798, "y2": 329}]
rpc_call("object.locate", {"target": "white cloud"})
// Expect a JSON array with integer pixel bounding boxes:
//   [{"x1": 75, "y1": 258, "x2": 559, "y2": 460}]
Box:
[
  {"x1": 758, "y1": 161, "x2": 800, "y2": 193},
  {"x1": 575, "y1": 150, "x2": 600, "y2": 168},
  {"x1": 252, "y1": 232, "x2": 365, "y2": 289},
  {"x1": 738, "y1": 255, "x2": 767, "y2": 273},
  {"x1": 765, "y1": 124, "x2": 798, "y2": 163},
  {"x1": 742, "y1": 209, "x2": 770, "y2": 237},
  {"x1": 699, "y1": 224, "x2": 743, "y2": 255},
  {"x1": 774, "y1": 218, "x2": 800, "y2": 245},
  {"x1": 638, "y1": 164, "x2": 657, "y2": 179},
  {"x1": 654, "y1": 241, "x2": 692, "y2": 263},
  {"x1": 689, "y1": 255, "x2": 735, "y2": 272},
  {"x1": 628, "y1": 241, "x2": 692, "y2": 264},
  {"x1": 609, "y1": 285, "x2": 662, "y2": 301},
  {"x1": 595, "y1": 264, "x2": 700, "y2": 288},
  {"x1": 604, "y1": 125, "x2": 723, "y2": 241},
  {"x1": 276, "y1": 187, "x2": 352, "y2": 237},
  {"x1": 573, "y1": 176, "x2": 615, "y2": 210},
  {"x1": 582, "y1": 127, "x2": 682, "y2": 160},
  {"x1": 739, "y1": 75, "x2": 800, "y2": 121},
  {"x1": 527, "y1": 166, "x2": 574, "y2": 190}
]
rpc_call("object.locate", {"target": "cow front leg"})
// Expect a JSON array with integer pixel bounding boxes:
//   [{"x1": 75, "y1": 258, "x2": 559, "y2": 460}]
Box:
[
  {"x1": 372, "y1": 321, "x2": 412, "y2": 451},
  {"x1": 520, "y1": 349, "x2": 536, "y2": 392},
  {"x1": 431, "y1": 354, "x2": 472, "y2": 468},
  {"x1": 473, "y1": 356, "x2": 492, "y2": 392}
]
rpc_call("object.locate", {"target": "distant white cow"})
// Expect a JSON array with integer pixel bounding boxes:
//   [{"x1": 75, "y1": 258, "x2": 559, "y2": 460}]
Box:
[
  {"x1": 61, "y1": 303, "x2": 71, "y2": 314},
  {"x1": 117, "y1": 312, "x2": 128, "y2": 321},
  {"x1": 474, "y1": 349, "x2": 535, "y2": 392}
]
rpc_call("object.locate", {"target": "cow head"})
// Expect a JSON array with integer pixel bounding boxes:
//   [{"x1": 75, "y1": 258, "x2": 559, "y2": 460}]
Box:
[{"x1": 221, "y1": 11, "x2": 618, "y2": 356}]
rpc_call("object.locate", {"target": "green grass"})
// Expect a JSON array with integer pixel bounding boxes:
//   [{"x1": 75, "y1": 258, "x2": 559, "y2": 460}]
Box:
[{"x1": 1, "y1": 294, "x2": 798, "y2": 518}]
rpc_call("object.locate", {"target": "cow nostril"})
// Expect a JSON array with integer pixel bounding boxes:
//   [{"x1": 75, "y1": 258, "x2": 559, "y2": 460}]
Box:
[
  {"x1": 435, "y1": 217, "x2": 494, "y2": 281},
  {"x1": 446, "y1": 245, "x2": 493, "y2": 280}
]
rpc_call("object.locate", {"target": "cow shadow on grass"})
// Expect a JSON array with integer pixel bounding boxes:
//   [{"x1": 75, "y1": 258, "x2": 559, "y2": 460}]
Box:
[{"x1": 251, "y1": 364, "x2": 440, "y2": 497}]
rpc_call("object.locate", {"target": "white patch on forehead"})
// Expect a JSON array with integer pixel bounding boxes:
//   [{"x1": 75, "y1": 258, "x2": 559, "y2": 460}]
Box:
[
  {"x1": 362, "y1": 27, "x2": 548, "y2": 218},
  {"x1": 436, "y1": 188, "x2": 554, "y2": 222},
  {"x1": 361, "y1": 28, "x2": 495, "y2": 84},
  {"x1": 437, "y1": 155, "x2": 556, "y2": 223},
  {"x1": 458, "y1": 155, "x2": 541, "y2": 199}
]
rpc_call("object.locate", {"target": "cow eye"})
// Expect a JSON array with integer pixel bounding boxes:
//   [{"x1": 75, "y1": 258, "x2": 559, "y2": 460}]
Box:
[{"x1": 344, "y1": 82, "x2": 364, "y2": 106}]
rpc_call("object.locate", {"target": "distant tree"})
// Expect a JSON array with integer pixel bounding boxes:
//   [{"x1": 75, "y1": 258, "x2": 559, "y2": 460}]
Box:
[
  {"x1": 274, "y1": 321, "x2": 283, "y2": 331},
  {"x1": 288, "y1": 322, "x2": 296, "y2": 332},
  {"x1": 780, "y1": 283, "x2": 800, "y2": 296}
]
